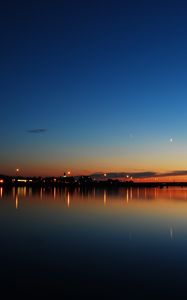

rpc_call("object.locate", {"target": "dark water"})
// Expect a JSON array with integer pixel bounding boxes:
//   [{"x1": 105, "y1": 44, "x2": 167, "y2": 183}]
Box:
[{"x1": 1, "y1": 186, "x2": 187, "y2": 298}]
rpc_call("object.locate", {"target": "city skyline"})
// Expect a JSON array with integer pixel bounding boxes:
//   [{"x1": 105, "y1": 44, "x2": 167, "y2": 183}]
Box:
[{"x1": 2, "y1": 0, "x2": 187, "y2": 177}]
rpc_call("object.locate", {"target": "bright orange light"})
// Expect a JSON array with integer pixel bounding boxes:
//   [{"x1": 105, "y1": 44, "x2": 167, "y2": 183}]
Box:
[
  {"x1": 16, "y1": 169, "x2": 19, "y2": 172},
  {"x1": 0, "y1": 179, "x2": 4, "y2": 184},
  {"x1": 67, "y1": 171, "x2": 71, "y2": 175}
]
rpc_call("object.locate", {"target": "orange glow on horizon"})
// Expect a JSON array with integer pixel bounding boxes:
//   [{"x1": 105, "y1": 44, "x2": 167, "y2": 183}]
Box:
[{"x1": 131, "y1": 175, "x2": 187, "y2": 183}]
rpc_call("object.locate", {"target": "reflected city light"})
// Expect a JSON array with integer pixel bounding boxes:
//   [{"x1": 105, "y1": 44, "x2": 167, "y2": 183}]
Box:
[
  {"x1": 17, "y1": 187, "x2": 26, "y2": 197},
  {"x1": 130, "y1": 188, "x2": 132, "y2": 200},
  {"x1": 67, "y1": 192, "x2": 70, "y2": 207},
  {"x1": 104, "y1": 190, "x2": 107, "y2": 205},
  {"x1": 53, "y1": 187, "x2": 56, "y2": 199},
  {"x1": 16, "y1": 194, "x2": 19, "y2": 210},
  {"x1": 0, "y1": 187, "x2": 3, "y2": 198},
  {"x1": 126, "y1": 189, "x2": 129, "y2": 203},
  {"x1": 170, "y1": 227, "x2": 173, "y2": 239},
  {"x1": 137, "y1": 188, "x2": 140, "y2": 199}
]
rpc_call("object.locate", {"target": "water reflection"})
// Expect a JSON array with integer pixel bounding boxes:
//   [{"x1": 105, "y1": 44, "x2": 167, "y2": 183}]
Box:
[
  {"x1": 67, "y1": 191, "x2": 70, "y2": 207},
  {"x1": 170, "y1": 226, "x2": 174, "y2": 239},
  {"x1": 103, "y1": 190, "x2": 107, "y2": 205},
  {"x1": 15, "y1": 194, "x2": 19, "y2": 210},
  {"x1": 126, "y1": 188, "x2": 129, "y2": 203},
  {"x1": 0, "y1": 187, "x2": 3, "y2": 198},
  {"x1": 2, "y1": 186, "x2": 187, "y2": 206},
  {"x1": 1, "y1": 186, "x2": 187, "y2": 297}
]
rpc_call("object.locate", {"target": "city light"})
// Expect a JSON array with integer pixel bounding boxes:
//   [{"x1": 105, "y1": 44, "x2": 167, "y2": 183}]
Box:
[{"x1": 17, "y1": 179, "x2": 27, "y2": 183}]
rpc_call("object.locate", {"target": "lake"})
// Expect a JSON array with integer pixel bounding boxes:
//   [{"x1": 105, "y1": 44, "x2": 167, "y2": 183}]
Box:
[{"x1": 1, "y1": 186, "x2": 187, "y2": 298}]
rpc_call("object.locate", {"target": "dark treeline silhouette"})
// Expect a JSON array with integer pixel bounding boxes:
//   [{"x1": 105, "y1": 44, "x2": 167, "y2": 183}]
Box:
[{"x1": 0, "y1": 174, "x2": 187, "y2": 188}]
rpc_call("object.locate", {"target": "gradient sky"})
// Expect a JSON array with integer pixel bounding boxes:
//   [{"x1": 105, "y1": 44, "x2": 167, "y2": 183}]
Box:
[{"x1": 1, "y1": 0, "x2": 187, "y2": 176}]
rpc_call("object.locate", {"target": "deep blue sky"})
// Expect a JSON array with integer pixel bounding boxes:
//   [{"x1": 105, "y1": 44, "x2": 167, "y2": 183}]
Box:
[{"x1": 1, "y1": 0, "x2": 187, "y2": 176}]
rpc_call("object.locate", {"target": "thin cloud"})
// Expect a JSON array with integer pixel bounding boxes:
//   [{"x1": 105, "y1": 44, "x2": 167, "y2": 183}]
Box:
[
  {"x1": 158, "y1": 170, "x2": 187, "y2": 177},
  {"x1": 27, "y1": 128, "x2": 47, "y2": 134},
  {"x1": 91, "y1": 170, "x2": 187, "y2": 179},
  {"x1": 91, "y1": 172, "x2": 157, "y2": 179}
]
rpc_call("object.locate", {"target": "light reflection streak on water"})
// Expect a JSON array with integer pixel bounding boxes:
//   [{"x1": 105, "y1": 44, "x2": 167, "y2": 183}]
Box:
[
  {"x1": 67, "y1": 191, "x2": 70, "y2": 207},
  {"x1": 16, "y1": 194, "x2": 19, "y2": 210},
  {"x1": 137, "y1": 188, "x2": 140, "y2": 199},
  {"x1": 170, "y1": 227, "x2": 174, "y2": 239},
  {"x1": 130, "y1": 188, "x2": 132, "y2": 200},
  {"x1": 2, "y1": 186, "x2": 187, "y2": 218},
  {"x1": 104, "y1": 190, "x2": 107, "y2": 205},
  {"x1": 126, "y1": 189, "x2": 129, "y2": 203},
  {"x1": 16, "y1": 187, "x2": 26, "y2": 197},
  {"x1": 53, "y1": 187, "x2": 56, "y2": 199},
  {"x1": 23, "y1": 187, "x2": 26, "y2": 197}
]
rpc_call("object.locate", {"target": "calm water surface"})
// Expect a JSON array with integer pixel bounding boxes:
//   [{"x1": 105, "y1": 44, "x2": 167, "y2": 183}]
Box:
[{"x1": 1, "y1": 186, "x2": 187, "y2": 298}]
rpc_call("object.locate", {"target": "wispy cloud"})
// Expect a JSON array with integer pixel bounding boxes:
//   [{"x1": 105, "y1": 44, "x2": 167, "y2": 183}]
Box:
[
  {"x1": 91, "y1": 171, "x2": 187, "y2": 179},
  {"x1": 158, "y1": 170, "x2": 187, "y2": 177},
  {"x1": 91, "y1": 172, "x2": 157, "y2": 179},
  {"x1": 27, "y1": 128, "x2": 47, "y2": 134}
]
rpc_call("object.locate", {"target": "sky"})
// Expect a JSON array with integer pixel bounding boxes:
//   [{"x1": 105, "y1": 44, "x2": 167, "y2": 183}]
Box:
[{"x1": 1, "y1": 0, "x2": 187, "y2": 177}]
